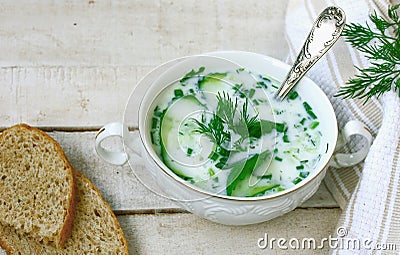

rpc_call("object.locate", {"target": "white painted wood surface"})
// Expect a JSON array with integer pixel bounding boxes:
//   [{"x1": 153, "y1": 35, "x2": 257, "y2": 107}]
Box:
[{"x1": 0, "y1": 1, "x2": 342, "y2": 254}]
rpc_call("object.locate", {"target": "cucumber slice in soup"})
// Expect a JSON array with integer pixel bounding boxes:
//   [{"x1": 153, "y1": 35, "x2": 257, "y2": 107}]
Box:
[
  {"x1": 198, "y1": 73, "x2": 232, "y2": 107},
  {"x1": 226, "y1": 150, "x2": 276, "y2": 197},
  {"x1": 160, "y1": 95, "x2": 212, "y2": 181}
]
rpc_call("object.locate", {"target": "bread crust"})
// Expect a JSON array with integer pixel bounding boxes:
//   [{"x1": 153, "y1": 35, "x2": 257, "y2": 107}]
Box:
[
  {"x1": 74, "y1": 170, "x2": 129, "y2": 255},
  {"x1": 0, "y1": 170, "x2": 129, "y2": 255},
  {"x1": 0, "y1": 124, "x2": 76, "y2": 248}
]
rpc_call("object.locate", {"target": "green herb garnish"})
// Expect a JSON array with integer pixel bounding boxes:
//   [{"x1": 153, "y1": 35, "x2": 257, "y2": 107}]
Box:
[
  {"x1": 180, "y1": 66, "x2": 205, "y2": 83},
  {"x1": 337, "y1": 5, "x2": 400, "y2": 102},
  {"x1": 192, "y1": 114, "x2": 230, "y2": 146},
  {"x1": 187, "y1": 148, "x2": 193, "y2": 156}
]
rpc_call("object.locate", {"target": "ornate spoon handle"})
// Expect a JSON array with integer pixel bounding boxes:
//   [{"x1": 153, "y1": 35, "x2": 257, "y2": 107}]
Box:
[{"x1": 275, "y1": 6, "x2": 346, "y2": 100}]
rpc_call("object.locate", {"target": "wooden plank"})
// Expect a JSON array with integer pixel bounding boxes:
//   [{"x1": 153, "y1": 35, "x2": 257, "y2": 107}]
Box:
[
  {"x1": 0, "y1": 208, "x2": 340, "y2": 255},
  {"x1": 0, "y1": 0, "x2": 288, "y2": 67},
  {"x1": 47, "y1": 131, "x2": 338, "y2": 212},
  {"x1": 119, "y1": 208, "x2": 341, "y2": 255},
  {"x1": 0, "y1": 0, "x2": 289, "y2": 128}
]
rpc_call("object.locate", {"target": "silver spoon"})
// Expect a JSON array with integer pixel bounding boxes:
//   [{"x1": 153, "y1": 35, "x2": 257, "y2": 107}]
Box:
[{"x1": 275, "y1": 6, "x2": 346, "y2": 100}]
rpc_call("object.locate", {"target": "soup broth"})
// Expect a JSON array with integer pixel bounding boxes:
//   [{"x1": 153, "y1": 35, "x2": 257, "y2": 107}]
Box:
[{"x1": 149, "y1": 67, "x2": 325, "y2": 197}]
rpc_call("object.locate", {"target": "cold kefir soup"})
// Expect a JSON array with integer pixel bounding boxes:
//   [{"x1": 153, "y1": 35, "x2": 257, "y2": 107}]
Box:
[{"x1": 149, "y1": 67, "x2": 325, "y2": 197}]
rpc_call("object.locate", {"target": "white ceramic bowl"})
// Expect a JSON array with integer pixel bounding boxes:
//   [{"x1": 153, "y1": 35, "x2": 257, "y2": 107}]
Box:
[{"x1": 95, "y1": 51, "x2": 372, "y2": 225}]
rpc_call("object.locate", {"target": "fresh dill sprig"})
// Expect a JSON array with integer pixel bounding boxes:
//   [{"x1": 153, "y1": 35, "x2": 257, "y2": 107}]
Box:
[
  {"x1": 193, "y1": 92, "x2": 259, "y2": 147},
  {"x1": 235, "y1": 98, "x2": 259, "y2": 138},
  {"x1": 336, "y1": 4, "x2": 400, "y2": 102},
  {"x1": 192, "y1": 114, "x2": 230, "y2": 146},
  {"x1": 216, "y1": 92, "x2": 238, "y2": 130}
]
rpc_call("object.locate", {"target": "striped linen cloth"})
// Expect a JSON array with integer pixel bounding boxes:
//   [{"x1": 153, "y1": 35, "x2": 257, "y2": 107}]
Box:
[{"x1": 285, "y1": 0, "x2": 400, "y2": 254}]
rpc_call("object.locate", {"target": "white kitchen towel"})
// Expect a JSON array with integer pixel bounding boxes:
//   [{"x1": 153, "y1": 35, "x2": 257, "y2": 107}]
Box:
[{"x1": 285, "y1": 0, "x2": 400, "y2": 254}]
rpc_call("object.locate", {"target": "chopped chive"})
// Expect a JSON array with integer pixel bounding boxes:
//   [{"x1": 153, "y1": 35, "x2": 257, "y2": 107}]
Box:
[
  {"x1": 179, "y1": 131, "x2": 184, "y2": 135},
  {"x1": 248, "y1": 88, "x2": 256, "y2": 98},
  {"x1": 300, "y1": 118, "x2": 306, "y2": 125},
  {"x1": 208, "y1": 168, "x2": 215, "y2": 177},
  {"x1": 233, "y1": 83, "x2": 243, "y2": 92},
  {"x1": 189, "y1": 88, "x2": 195, "y2": 94},
  {"x1": 271, "y1": 84, "x2": 278, "y2": 89},
  {"x1": 307, "y1": 110, "x2": 318, "y2": 119},
  {"x1": 215, "y1": 162, "x2": 225, "y2": 169},
  {"x1": 275, "y1": 123, "x2": 286, "y2": 132},
  {"x1": 274, "y1": 156, "x2": 283, "y2": 162},
  {"x1": 187, "y1": 148, "x2": 193, "y2": 156},
  {"x1": 174, "y1": 89, "x2": 184, "y2": 98},
  {"x1": 151, "y1": 117, "x2": 158, "y2": 129},
  {"x1": 217, "y1": 146, "x2": 230, "y2": 157},
  {"x1": 310, "y1": 121, "x2": 320, "y2": 129},
  {"x1": 325, "y1": 143, "x2": 329, "y2": 153},
  {"x1": 303, "y1": 102, "x2": 312, "y2": 111},
  {"x1": 261, "y1": 173, "x2": 272, "y2": 180},
  {"x1": 209, "y1": 152, "x2": 219, "y2": 161},
  {"x1": 273, "y1": 148, "x2": 279, "y2": 153},
  {"x1": 288, "y1": 91, "x2": 299, "y2": 100},
  {"x1": 150, "y1": 131, "x2": 155, "y2": 144},
  {"x1": 300, "y1": 159, "x2": 309, "y2": 164},
  {"x1": 283, "y1": 134, "x2": 290, "y2": 143},
  {"x1": 292, "y1": 177, "x2": 303, "y2": 185},
  {"x1": 253, "y1": 99, "x2": 259, "y2": 106},
  {"x1": 300, "y1": 171, "x2": 310, "y2": 178},
  {"x1": 296, "y1": 165, "x2": 304, "y2": 170}
]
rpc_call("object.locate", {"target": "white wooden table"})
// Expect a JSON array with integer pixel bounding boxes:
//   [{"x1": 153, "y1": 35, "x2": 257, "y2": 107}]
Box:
[{"x1": 0, "y1": 1, "x2": 340, "y2": 254}]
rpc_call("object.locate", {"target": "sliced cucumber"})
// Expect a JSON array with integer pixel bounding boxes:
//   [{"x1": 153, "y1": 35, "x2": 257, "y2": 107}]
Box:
[
  {"x1": 160, "y1": 95, "x2": 212, "y2": 181},
  {"x1": 198, "y1": 73, "x2": 232, "y2": 108},
  {"x1": 226, "y1": 150, "x2": 276, "y2": 197}
]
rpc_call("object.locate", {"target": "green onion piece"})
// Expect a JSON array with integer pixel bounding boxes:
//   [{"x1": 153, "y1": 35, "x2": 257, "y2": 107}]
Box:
[
  {"x1": 151, "y1": 117, "x2": 158, "y2": 129},
  {"x1": 248, "y1": 88, "x2": 256, "y2": 98},
  {"x1": 310, "y1": 121, "x2": 320, "y2": 129},
  {"x1": 187, "y1": 148, "x2": 193, "y2": 156},
  {"x1": 307, "y1": 110, "x2": 318, "y2": 119},
  {"x1": 300, "y1": 171, "x2": 310, "y2": 178},
  {"x1": 174, "y1": 89, "x2": 184, "y2": 98},
  {"x1": 261, "y1": 174, "x2": 273, "y2": 180},
  {"x1": 275, "y1": 123, "x2": 286, "y2": 132},
  {"x1": 209, "y1": 152, "x2": 219, "y2": 161},
  {"x1": 303, "y1": 102, "x2": 312, "y2": 111},
  {"x1": 150, "y1": 131, "x2": 155, "y2": 144},
  {"x1": 300, "y1": 118, "x2": 306, "y2": 125},
  {"x1": 296, "y1": 165, "x2": 304, "y2": 170},
  {"x1": 208, "y1": 168, "x2": 215, "y2": 177},
  {"x1": 300, "y1": 159, "x2": 309, "y2": 164},
  {"x1": 288, "y1": 91, "x2": 299, "y2": 100},
  {"x1": 274, "y1": 156, "x2": 283, "y2": 162},
  {"x1": 292, "y1": 177, "x2": 302, "y2": 185},
  {"x1": 215, "y1": 162, "x2": 225, "y2": 169},
  {"x1": 273, "y1": 148, "x2": 279, "y2": 154},
  {"x1": 283, "y1": 134, "x2": 290, "y2": 143},
  {"x1": 217, "y1": 146, "x2": 230, "y2": 157}
]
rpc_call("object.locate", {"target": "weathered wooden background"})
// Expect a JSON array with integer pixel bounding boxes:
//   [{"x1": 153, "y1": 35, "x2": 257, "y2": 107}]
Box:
[{"x1": 0, "y1": 1, "x2": 341, "y2": 254}]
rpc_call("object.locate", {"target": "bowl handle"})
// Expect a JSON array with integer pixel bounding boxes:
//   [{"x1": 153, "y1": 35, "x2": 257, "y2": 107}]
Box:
[
  {"x1": 95, "y1": 122, "x2": 140, "y2": 165},
  {"x1": 330, "y1": 120, "x2": 373, "y2": 168}
]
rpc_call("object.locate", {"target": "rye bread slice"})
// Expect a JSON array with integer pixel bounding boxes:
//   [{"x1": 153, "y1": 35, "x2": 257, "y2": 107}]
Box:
[
  {"x1": 0, "y1": 170, "x2": 129, "y2": 254},
  {"x1": 0, "y1": 124, "x2": 76, "y2": 247}
]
